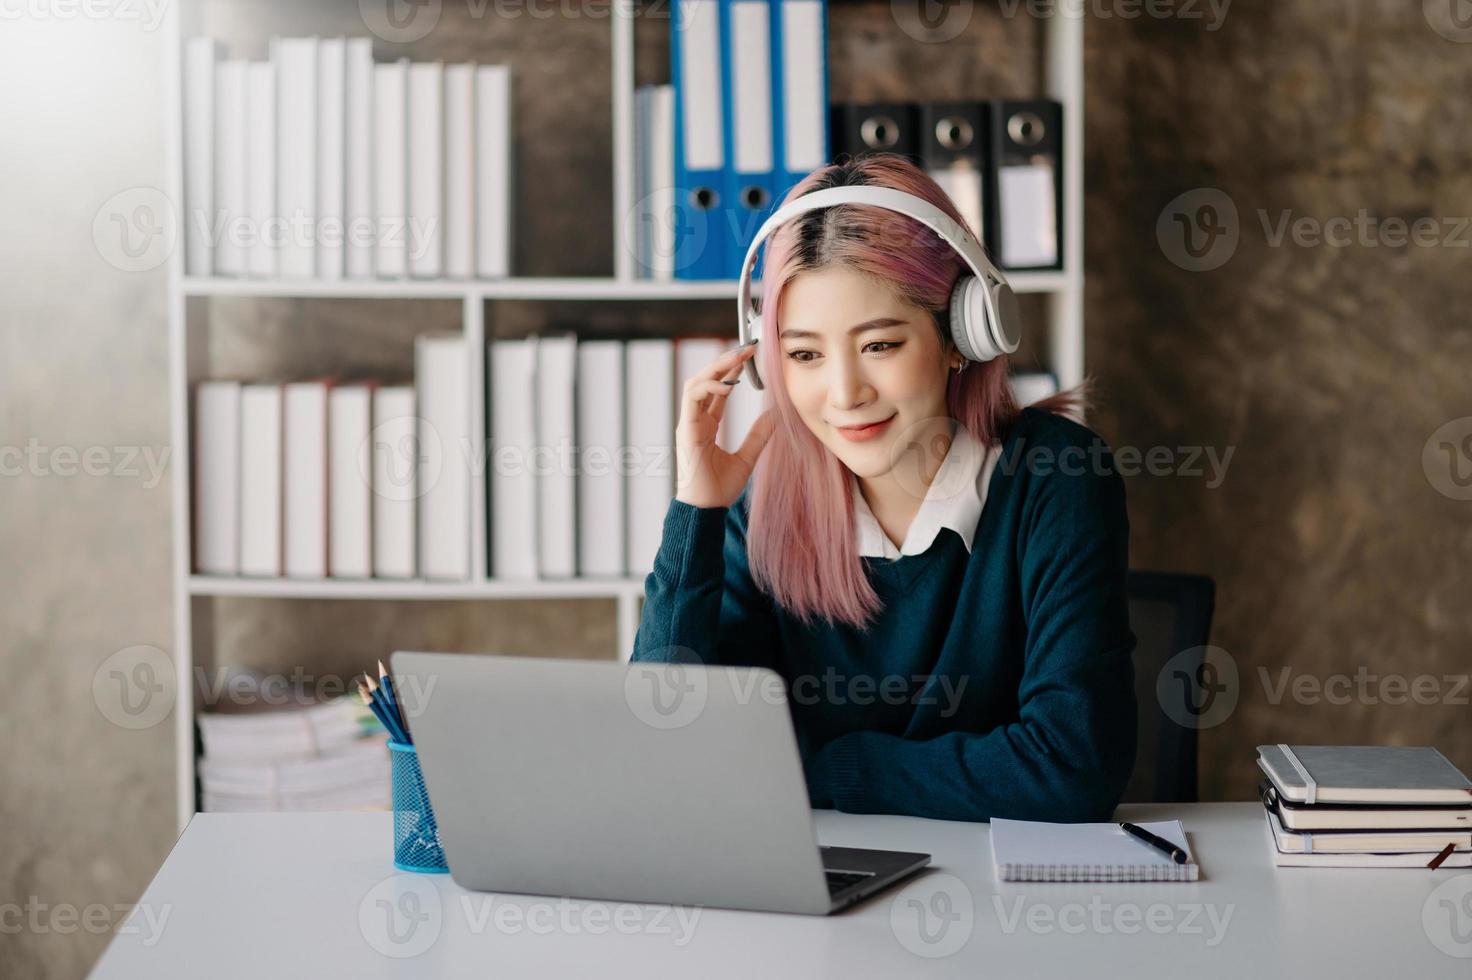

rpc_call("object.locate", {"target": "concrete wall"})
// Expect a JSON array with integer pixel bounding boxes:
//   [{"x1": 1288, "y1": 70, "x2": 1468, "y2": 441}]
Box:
[{"x1": 2, "y1": 3, "x2": 1468, "y2": 977}]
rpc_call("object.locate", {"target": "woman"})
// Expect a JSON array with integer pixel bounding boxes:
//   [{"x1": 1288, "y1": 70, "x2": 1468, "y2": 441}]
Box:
[{"x1": 631, "y1": 153, "x2": 1137, "y2": 823}]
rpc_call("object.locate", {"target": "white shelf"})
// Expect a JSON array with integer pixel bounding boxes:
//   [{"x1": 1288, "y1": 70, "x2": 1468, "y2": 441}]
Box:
[
  {"x1": 181, "y1": 271, "x2": 1071, "y2": 301},
  {"x1": 165, "y1": 6, "x2": 1084, "y2": 833},
  {"x1": 189, "y1": 575, "x2": 646, "y2": 601}
]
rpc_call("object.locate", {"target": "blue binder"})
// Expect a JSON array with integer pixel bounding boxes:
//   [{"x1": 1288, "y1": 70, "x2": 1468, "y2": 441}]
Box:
[
  {"x1": 721, "y1": 0, "x2": 782, "y2": 280},
  {"x1": 770, "y1": 0, "x2": 830, "y2": 218},
  {"x1": 671, "y1": 0, "x2": 728, "y2": 280}
]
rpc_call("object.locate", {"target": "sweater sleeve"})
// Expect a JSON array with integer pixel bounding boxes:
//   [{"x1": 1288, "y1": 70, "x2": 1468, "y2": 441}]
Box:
[
  {"x1": 629, "y1": 488, "x2": 783, "y2": 671},
  {"x1": 803, "y1": 426, "x2": 1138, "y2": 822}
]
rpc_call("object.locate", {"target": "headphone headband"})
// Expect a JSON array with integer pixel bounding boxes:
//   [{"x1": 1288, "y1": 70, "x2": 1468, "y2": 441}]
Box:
[{"x1": 737, "y1": 186, "x2": 1009, "y2": 334}]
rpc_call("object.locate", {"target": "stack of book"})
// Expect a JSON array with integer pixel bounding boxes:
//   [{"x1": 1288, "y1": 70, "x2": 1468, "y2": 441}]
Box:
[
  {"x1": 1257, "y1": 744, "x2": 1472, "y2": 868},
  {"x1": 198, "y1": 694, "x2": 391, "y2": 812}
]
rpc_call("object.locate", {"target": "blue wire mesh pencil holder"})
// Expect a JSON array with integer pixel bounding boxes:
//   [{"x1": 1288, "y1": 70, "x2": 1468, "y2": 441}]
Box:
[{"x1": 389, "y1": 741, "x2": 448, "y2": 874}]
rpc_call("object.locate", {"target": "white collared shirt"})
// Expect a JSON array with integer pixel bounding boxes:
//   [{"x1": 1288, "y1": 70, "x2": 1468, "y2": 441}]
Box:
[{"x1": 852, "y1": 420, "x2": 1001, "y2": 560}]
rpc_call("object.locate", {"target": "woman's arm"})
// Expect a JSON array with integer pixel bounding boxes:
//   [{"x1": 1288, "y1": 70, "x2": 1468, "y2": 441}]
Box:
[
  {"x1": 630, "y1": 487, "x2": 783, "y2": 672},
  {"x1": 802, "y1": 435, "x2": 1138, "y2": 822}
]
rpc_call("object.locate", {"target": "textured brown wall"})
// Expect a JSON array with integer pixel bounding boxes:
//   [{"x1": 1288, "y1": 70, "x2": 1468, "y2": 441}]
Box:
[
  {"x1": 4, "y1": 4, "x2": 1471, "y2": 978},
  {"x1": 1082, "y1": 0, "x2": 1472, "y2": 800}
]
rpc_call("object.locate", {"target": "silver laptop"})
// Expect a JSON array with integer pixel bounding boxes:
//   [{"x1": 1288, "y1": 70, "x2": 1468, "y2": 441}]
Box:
[{"x1": 390, "y1": 652, "x2": 931, "y2": 915}]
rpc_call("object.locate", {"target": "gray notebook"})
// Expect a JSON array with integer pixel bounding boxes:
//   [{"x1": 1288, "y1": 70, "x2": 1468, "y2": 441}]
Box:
[
  {"x1": 1257, "y1": 744, "x2": 1472, "y2": 805},
  {"x1": 990, "y1": 819, "x2": 1200, "y2": 882}
]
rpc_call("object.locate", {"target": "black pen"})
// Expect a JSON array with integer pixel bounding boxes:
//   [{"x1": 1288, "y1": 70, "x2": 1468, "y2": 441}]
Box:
[{"x1": 1119, "y1": 822, "x2": 1188, "y2": 864}]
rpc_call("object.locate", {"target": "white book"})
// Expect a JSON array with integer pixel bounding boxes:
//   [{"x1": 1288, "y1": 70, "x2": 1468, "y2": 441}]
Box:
[
  {"x1": 491, "y1": 338, "x2": 539, "y2": 579},
  {"x1": 474, "y1": 65, "x2": 511, "y2": 279},
  {"x1": 624, "y1": 339, "x2": 674, "y2": 576},
  {"x1": 316, "y1": 37, "x2": 346, "y2": 280},
  {"x1": 416, "y1": 335, "x2": 469, "y2": 580},
  {"x1": 183, "y1": 38, "x2": 219, "y2": 277},
  {"x1": 213, "y1": 59, "x2": 249, "y2": 277},
  {"x1": 675, "y1": 336, "x2": 724, "y2": 446},
  {"x1": 407, "y1": 62, "x2": 444, "y2": 278},
  {"x1": 246, "y1": 62, "x2": 277, "y2": 278},
  {"x1": 443, "y1": 63, "x2": 475, "y2": 280},
  {"x1": 1009, "y1": 371, "x2": 1058, "y2": 407},
  {"x1": 371, "y1": 386, "x2": 416, "y2": 578},
  {"x1": 343, "y1": 38, "x2": 375, "y2": 279},
  {"x1": 634, "y1": 86, "x2": 648, "y2": 276},
  {"x1": 577, "y1": 341, "x2": 625, "y2": 577},
  {"x1": 274, "y1": 37, "x2": 317, "y2": 278},
  {"x1": 194, "y1": 381, "x2": 241, "y2": 575},
  {"x1": 1263, "y1": 809, "x2": 1472, "y2": 868},
  {"x1": 238, "y1": 384, "x2": 283, "y2": 576},
  {"x1": 283, "y1": 380, "x2": 330, "y2": 578},
  {"x1": 373, "y1": 60, "x2": 408, "y2": 278},
  {"x1": 719, "y1": 359, "x2": 762, "y2": 454},
  {"x1": 328, "y1": 384, "x2": 374, "y2": 578},
  {"x1": 537, "y1": 333, "x2": 577, "y2": 578},
  {"x1": 649, "y1": 85, "x2": 676, "y2": 280}
]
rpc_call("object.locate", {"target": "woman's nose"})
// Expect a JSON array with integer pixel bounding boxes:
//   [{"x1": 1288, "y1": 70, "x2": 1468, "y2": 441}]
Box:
[{"x1": 826, "y1": 354, "x2": 870, "y2": 410}]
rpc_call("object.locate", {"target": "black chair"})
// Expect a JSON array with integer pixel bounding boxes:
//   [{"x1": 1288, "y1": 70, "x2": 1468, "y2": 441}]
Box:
[{"x1": 1121, "y1": 571, "x2": 1217, "y2": 804}]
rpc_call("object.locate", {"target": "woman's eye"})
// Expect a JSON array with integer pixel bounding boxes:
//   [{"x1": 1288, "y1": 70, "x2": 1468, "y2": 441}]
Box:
[{"x1": 785, "y1": 342, "x2": 901, "y2": 364}]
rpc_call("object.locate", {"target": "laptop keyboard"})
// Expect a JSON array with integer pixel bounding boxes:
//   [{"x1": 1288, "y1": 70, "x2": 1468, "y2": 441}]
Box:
[{"x1": 825, "y1": 870, "x2": 875, "y2": 895}]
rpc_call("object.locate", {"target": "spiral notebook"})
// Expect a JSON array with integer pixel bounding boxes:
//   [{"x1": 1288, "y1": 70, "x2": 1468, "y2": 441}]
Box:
[{"x1": 990, "y1": 819, "x2": 1200, "y2": 882}]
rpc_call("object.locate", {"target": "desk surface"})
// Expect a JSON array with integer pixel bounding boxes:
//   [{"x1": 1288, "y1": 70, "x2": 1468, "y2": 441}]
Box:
[{"x1": 90, "y1": 802, "x2": 1472, "y2": 978}]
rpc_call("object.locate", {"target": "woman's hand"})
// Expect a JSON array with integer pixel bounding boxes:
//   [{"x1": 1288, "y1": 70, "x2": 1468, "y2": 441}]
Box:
[{"x1": 675, "y1": 342, "x2": 777, "y2": 509}]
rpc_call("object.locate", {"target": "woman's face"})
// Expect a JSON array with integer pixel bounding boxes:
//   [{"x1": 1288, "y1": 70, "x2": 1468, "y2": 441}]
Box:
[{"x1": 778, "y1": 264, "x2": 956, "y2": 483}]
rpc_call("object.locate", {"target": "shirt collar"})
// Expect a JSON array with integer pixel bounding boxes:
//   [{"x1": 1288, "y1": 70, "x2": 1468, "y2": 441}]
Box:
[{"x1": 852, "y1": 420, "x2": 999, "y2": 559}]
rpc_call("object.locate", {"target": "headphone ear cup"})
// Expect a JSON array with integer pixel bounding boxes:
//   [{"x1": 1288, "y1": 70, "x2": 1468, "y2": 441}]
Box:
[{"x1": 947, "y1": 275, "x2": 994, "y2": 363}]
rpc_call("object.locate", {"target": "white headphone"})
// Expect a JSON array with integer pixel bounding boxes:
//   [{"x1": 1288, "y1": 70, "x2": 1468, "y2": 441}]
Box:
[{"x1": 736, "y1": 185, "x2": 1022, "y2": 390}]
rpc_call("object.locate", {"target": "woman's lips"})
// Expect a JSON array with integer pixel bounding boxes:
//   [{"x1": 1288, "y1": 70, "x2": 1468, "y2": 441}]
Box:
[{"x1": 835, "y1": 414, "x2": 896, "y2": 442}]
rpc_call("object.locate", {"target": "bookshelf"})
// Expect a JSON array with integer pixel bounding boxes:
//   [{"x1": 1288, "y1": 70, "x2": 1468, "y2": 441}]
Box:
[{"x1": 162, "y1": 4, "x2": 1085, "y2": 831}]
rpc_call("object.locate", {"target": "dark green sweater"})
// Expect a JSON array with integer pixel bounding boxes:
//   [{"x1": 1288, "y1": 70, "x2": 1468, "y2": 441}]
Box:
[{"x1": 631, "y1": 407, "x2": 1137, "y2": 823}]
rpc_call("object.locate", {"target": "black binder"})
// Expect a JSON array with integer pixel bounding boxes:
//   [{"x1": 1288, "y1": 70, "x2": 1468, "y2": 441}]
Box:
[
  {"x1": 829, "y1": 102, "x2": 921, "y2": 167},
  {"x1": 986, "y1": 99, "x2": 1064, "y2": 271},
  {"x1": 918, "y1": 101, "x2": 989, "y2": 242}
]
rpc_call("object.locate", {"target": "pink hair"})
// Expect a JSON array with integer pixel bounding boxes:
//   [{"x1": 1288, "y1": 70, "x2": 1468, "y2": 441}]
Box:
[{"x1": 745, "y1": 153, "x2": 1088, "y2": 631}]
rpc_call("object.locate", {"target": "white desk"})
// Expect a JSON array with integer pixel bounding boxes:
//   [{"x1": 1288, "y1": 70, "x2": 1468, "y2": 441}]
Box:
[{"x1": 89, "y1": 803, "x2": 1472, "y2": 978}]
